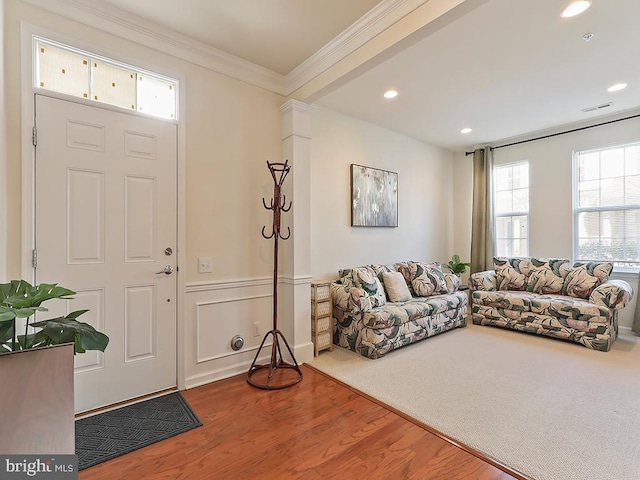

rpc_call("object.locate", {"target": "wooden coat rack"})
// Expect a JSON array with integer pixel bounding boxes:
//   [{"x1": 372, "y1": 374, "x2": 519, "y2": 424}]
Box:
[{"x1": 247, "y1": 160, "x2": 303, "y2": 389}]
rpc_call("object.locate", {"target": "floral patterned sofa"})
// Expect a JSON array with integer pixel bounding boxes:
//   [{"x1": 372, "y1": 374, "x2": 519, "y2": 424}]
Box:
[
  {"x1": 470, "y1": 257, "x2": 634, "y2": 352},
  {"x1": 330, "y1": 261, "x2": 467, "y2": 359}
]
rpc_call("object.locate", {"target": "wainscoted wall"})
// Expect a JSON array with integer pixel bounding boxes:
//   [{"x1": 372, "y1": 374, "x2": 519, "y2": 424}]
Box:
[{"x1": 184, "y1": 276, "x2": 312, "y2": 388}]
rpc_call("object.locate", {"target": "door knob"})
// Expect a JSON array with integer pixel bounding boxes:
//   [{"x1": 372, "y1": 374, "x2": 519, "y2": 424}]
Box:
[{"x1": 156, "y1": 265, "x2": 174, "y2": 275}]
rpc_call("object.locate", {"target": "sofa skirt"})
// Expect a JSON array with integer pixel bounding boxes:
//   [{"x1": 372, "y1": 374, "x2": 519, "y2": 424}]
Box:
[
  {"x1": 334, "y1": 307, "x2": 466, "y2": 359},
  {"x1": 471, "y1": 308, "x2": 618, "y2": 352}
]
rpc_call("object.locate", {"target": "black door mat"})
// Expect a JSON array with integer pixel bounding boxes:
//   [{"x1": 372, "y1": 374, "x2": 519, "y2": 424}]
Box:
[{"x1": 76, "y1": 392, "x2": 202, "y2": 470}]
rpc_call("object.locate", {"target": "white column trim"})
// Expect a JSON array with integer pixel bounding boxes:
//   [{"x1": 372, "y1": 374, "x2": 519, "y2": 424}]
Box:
[
  {"x1": 286, "y1": 0, "x2": 428, "y2": 93},
  {"x1": 0, "y1": 0, "x2": 6, "y2": 281},
  {"x1": 279, "y1": 99, "x2": 318, "y2": 115}
]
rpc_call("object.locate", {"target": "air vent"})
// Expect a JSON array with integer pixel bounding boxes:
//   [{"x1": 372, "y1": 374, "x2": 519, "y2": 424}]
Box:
[{"x1": 581, "y1": 102, "x2": 613, "y2": 113}]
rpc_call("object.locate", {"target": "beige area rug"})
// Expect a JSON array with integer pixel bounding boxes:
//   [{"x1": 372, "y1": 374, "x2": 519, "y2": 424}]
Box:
[{"x1": 311, "y1": 322, "x2": 640, "y2": 480}]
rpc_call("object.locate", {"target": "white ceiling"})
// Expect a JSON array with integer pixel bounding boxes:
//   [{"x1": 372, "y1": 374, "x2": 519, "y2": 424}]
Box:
[
  {"x1": 316, "y1": 0, "x2": 640, "y2": 151},
  {"x1": 98, "y1": 0, "x2": 381, "y2": 75},
  {"x1": 94, "y1": 0, "x2": 640, "y2": 152}
]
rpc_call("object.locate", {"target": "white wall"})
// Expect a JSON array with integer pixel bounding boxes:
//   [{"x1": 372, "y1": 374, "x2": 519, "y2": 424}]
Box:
[
  {"x1": 2, "y1": 0, "x2": 285, "y2": 386},
  {"x1": 453, "y1": 115, "x2": 640, "y2": 329},
  {"x1": 310, "y1": 106, "x2": 455, "y2": 282}
]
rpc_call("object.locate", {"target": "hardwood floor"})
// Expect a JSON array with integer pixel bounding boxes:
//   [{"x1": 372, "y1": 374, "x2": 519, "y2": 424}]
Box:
[{"x1": 79, "y1": 366, "x2": 522, "y2": 480}]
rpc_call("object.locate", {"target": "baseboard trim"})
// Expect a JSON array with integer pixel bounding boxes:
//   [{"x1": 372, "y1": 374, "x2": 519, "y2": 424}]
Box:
[
  {"x1": 294, "y1": 341, "x2": 315, "y2": 365},
  {"x1": 185, "y1": 349, "x2": 312, "y2": 390},
  {"x1": 619, "y1": 325, "x2": 634, "y2": 335}
]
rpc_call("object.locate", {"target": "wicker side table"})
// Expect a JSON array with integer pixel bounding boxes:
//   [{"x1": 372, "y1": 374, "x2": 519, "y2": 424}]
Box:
[{"x1": 311, "y1": 281, "x2": 333, "y2": 356}]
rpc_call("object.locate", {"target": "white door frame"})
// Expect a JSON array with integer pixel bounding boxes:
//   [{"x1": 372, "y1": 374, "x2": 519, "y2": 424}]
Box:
[{"x1": 19, "y1": 23, "x2": 188, "y2": 391}]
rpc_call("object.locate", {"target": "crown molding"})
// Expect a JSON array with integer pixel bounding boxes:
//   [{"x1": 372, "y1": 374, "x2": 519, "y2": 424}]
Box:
[
  {"x1": 21, "y1": 0, "x2": 287, "y2": 95},
  {"x1": 285, "y1": 0, "x2": 428, "y2": 94},
  {"x1": 21, "y1": 0, "x2": 430, "y2": 98}
]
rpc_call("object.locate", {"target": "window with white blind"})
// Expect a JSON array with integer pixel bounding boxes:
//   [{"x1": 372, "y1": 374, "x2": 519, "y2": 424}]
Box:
[
  {"x1": 493, "y1": 162, "x2": 529, "y2": 257},
  {"x1": 574, "y1": 142, "x2": 640, "y2": 268},
  {"x1": 34, "y1": 37, "x2": 177, "y2": 120}
]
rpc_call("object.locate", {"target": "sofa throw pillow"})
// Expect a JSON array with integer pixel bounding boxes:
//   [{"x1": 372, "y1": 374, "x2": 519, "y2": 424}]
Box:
[
  {"x1": 351, "y1": 266, "x2": 386, "y2": 307},
  {"x1": 337, "y1": 268, "x2": 356, "y2": 288},
  {"x1": 382, "y1": 271, "x2": 412, "y2": 302},
  {"x1": 494, "y1": 257, "x2": 532, "y2": 291},
  {"x1": 408, "y1": 261, "x2": 448, "y2": 297},
  {"x1": 371, "y1": 264, "x2": 396, "y2": 286},
  {"x1": 562, "y1": 262, "x2": 613, "y2": 299},
  {"x1": 394, "y1": 262, "x2": 417, "y2": 296},
  {"x1": 526, "y1": 258, "x2": 571, "y2": 294}
]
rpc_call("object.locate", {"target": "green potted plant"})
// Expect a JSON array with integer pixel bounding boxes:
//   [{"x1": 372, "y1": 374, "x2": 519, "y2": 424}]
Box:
[
  {"x1": 0, "y1": 280, "x2": 109, "y2": 354},
  {"x1": 444, "y1": 254, "x2": 472, "y2": 277}
]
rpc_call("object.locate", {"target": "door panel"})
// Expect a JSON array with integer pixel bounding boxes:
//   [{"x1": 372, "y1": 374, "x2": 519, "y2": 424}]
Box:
[{"x1": 34, "y1": 94, "x2": 177, "y2": 413}]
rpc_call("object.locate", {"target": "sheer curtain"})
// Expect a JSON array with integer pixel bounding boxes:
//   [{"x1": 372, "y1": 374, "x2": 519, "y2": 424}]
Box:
[{"x1": 470, "y1": 147, "x2": 495, "y2": 274}]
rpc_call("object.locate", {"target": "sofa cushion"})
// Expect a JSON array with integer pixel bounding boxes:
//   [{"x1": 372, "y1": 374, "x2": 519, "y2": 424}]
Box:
[
  {"x1": 362, "y1": 292, "x2": 466, "y2": 328},
  {"x1": 562, "y1": 262, "x2": 613, "y2": 299},
  {"x1": 408, "y1": 261, "x2": 448, "y2": 297},
  {"x1": 472, "y1": 290, "x2": 533, "y2": 312},
  {"x1": 382, "y1": 271, "x2": 412, "y2": 302},
  {"x1": 494, "y1": 257, "x2": 532, "y2": 291},
  {"x1": 370, "y1": 264, "x2": 396, "y2": 283},
  {"x1": 529, "y1": 294, "x2": 610, "y2": 322},
  {"x1": 394, "y1": 261, "x2": 417, "y2": 296},
  {"x1": 351, "y1": 266, "x2": 387, "y2": 307},
  {"x1": 526, "y1": 258, "x2": 571, "y2": 294}
]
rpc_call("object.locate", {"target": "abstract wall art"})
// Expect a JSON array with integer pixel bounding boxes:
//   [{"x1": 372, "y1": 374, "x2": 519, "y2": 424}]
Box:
[{"x1": 350, "y1": 164, "x2": 398, "y2": 227}]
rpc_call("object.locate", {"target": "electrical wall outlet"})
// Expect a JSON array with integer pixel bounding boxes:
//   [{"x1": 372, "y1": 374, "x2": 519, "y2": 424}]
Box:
[
  {"x1": 252, "y1": 322, "x2": 260, "y2": 337},
  {"x1": 198, "y1": 257, "x2": 213, "y2": 273}
]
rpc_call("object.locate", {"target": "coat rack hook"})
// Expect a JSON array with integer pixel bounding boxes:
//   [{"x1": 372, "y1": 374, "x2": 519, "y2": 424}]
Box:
[{"x1": 249, "y1": 159, "x2": 301, "y2": 390}]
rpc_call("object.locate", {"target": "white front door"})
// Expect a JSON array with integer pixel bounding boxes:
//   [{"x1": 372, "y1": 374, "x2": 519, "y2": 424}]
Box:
[{"x1": 34, "y1": 94, "x2": 178, "y2": 413}]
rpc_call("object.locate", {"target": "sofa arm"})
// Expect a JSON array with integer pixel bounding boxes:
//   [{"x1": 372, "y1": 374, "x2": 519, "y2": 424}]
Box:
[
  {"x1": 443, "y1": 272, "x2": 461, "y2": 293},
  {"x1": 330, "y1": 282, "x2": 371, "y2": 321},
  {"x1": 470, "y1": 270, "x2": 498, "y2": 291},
  {"x1": 590, "y1": 280, "x2": 634, "y2": 310}
]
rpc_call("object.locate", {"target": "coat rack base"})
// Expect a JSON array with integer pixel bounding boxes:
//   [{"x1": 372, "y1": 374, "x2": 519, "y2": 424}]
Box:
[{"x1": 246, "y1": 329, "x2": 303, "y2": 390}]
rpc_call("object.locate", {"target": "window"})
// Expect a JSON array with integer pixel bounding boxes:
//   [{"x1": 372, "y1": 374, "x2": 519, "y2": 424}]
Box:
[
  {"x1": 574, "y1": 142, "x2": 640, "y2": 268},
  {"x1": 493, "y1": 162, "x2": 529, "y2": 257},
  {"x1": 34, "y1": 37, "x2": 177, "y2": 120}
]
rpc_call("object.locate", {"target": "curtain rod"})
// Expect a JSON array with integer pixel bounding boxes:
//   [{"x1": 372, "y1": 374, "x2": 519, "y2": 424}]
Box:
[{"x1": 464, "y1": 112, "x2": 640, "y2": 156}]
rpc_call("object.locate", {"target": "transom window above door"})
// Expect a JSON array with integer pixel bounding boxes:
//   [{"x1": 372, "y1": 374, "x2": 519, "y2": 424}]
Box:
[{"x1": 34, "y1": 37, "x2": 178, "y2": 120}]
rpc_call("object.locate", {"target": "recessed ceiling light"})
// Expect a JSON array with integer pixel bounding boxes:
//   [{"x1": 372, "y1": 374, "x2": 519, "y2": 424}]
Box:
[
  {"x1": 561, "y1": 1, "x2": 592, "y2": 18},
  {"x1": 460, "y1": 128, "x2": 472, "y2": 134},
  {"x1": 383, "y1": 90, "x2": 398, "y2": 99},
  {"x1": 607, "y1": 83, "x2": 627, "y2": 92}
]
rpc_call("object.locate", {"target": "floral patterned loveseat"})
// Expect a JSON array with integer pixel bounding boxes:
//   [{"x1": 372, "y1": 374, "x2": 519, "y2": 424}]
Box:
[
  {"x1": 330, "y1": 261, "x2": 467, "y2": 359},
  {"x1": 470, "y1": 257, "x2": 634, "y2": 352}
]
